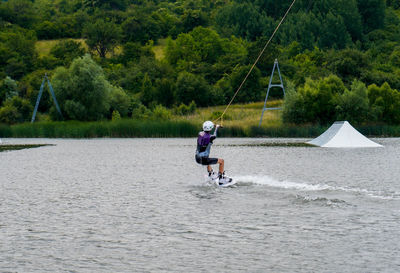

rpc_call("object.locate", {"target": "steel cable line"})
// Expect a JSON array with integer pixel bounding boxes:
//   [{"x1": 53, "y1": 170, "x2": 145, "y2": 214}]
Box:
[{"x1": 214, "y1": 0, "x2": 298, "y2": 125}]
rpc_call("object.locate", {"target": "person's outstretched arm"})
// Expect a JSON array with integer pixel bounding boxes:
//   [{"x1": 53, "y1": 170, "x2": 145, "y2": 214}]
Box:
[{"x1": 211, "y1": 125, "x2": 220, "y2": 141}]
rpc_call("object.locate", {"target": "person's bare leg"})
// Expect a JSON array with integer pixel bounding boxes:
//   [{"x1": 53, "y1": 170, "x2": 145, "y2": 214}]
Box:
[
  {"x1": 207, "y1": 165, "x2": 213, "y2": 173},
  {"x1": 218, "y1": 159, "x2": 224, "y2": 174}
]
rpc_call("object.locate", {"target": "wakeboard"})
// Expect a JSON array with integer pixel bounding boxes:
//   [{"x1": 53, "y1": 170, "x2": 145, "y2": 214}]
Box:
[{"x1": 205, "y1": 173, "x2": 236, "y2": 187}]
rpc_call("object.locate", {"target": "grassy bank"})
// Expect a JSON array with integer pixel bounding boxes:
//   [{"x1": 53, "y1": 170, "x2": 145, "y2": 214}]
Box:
[
  {"x1": 186, "y1": 101, "x2": 283, "y2": 128},
  {"x1": 1, "y1": 119, "x2": 399, "y2": 138},
  {"x1": 0, "y1": 120, "x2": 320, "y2": 138},
  {"x1": 1, "y1": 101, "x2": 399, "y2": 138},
  {"x1": 0, "y1": 120, "x2": 199, "y2": 138}
]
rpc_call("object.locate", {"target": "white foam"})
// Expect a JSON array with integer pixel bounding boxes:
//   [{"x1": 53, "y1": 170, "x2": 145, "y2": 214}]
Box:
[
  {"x1": 236, "y1": 175, "x2": 333, "y2": 191},
  {"x1": 235, "y1": 175, "x2": 399, "y2": 200}
]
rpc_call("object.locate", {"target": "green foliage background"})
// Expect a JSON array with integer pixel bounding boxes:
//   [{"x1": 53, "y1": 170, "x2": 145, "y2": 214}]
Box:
[{"x1": 1, "y1": 0, "x2": 400, "y2": 127}]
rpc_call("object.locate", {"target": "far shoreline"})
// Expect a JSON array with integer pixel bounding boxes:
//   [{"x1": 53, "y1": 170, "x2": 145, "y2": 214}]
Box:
[{"x1": 1, "y1": 120, "x2": 399, "y2": 138}]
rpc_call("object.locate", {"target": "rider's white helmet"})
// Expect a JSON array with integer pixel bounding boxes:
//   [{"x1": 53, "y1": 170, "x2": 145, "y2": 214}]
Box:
[{"x1": 203, "y1": 121, "x2": 214, "y2": 132}]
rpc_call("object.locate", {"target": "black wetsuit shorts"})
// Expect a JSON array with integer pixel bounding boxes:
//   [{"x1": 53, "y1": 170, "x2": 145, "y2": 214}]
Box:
[{"x1": 195, "y1": 154, "x2": 218, "y2": 165}]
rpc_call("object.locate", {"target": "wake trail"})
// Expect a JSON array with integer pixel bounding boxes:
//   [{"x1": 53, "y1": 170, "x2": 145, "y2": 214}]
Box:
[{"x1": 235, "y1": 175, "x2": 399, "y2": 200}]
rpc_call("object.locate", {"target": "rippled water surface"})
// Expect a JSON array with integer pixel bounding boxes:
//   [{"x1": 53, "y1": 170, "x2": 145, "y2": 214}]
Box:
[{"x1": 1, "y1": 138, "x2": 400, "y2": 272}]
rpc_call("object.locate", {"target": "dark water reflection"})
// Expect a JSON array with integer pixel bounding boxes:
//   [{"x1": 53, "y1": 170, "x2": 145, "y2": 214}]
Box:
[{"x1": 1, "y1": 138, "x2": 399, "y2": 272}]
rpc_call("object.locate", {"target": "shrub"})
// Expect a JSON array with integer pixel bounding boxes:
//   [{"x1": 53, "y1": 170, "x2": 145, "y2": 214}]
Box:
[
  {"x1": 111, "y1": 110, "x2": 121, "y2": 121},
  {"x1": 0, "y1": 104, "x2": 20, "y2": 124},
  {"x1": 188, "y1": 101, "x2": 197, "y2": 113},
  {"x1": 5, "y1": 96, "x2": 33, "y2": 121},
  {"x1": 282, "y1": 83, "x2": 307, "y2": 124},
  {"x1": 152, "y1": 105, "x2": 171, "y2": 120},
  {"x1": 368, "y1": 82, "x2": 400, "y2": 124},
  {"x1": 174, "y1": 103, "x2": 189, "y2": 115},
  {"x1": 110, "y1": 87, "x2": 130, "y2": 118},
  {"x1": 173, "y1": 101, "x2": 197, "y2": 115},
  {"x1": 336, "y1": 80, "x2": 369, "y2": 123},
  {"x1": 132, "y1": 104, "x2": 152, "y2": 120},
  {"x1": 282, "y1": 75, "x2": 346, "y2": 125},
  {"x1": 0, "y1": 76, "x2": 19, "y2": 104}
]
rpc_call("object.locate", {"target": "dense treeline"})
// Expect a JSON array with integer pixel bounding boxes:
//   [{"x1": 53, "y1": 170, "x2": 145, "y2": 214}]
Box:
[{"x1": 1, "y1": 0, "x2": 400, "y2": 125}]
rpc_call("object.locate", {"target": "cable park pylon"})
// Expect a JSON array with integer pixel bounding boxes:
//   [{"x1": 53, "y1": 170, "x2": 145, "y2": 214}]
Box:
[
  {"x1": 213, "y1": 0, "x2": 298, "y2": 126},
  {"x1": 31, "y1": 74, "x2": 63, "y2": 123},
  {"x1": 259, "y1": 59, "x2": 285, "y2": 126}
]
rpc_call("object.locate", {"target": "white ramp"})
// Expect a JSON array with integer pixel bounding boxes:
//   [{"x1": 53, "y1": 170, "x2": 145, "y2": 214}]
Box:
[{"x1": 307, "y1": 121, "x2": 382, "y2": 148}]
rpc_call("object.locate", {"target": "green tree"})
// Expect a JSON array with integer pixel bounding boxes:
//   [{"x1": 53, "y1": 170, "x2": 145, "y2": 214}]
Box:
[
  {"x1": 336, "y1": 80, "x2": 369, "y2": 123},
  {"x1": 0, "y1": 104, "x2": 20, "y2": 124},
  {"x1": 109, "y1": 87, "x2": 130, "y2": 117},
  {"x1": 121, "y1": 16, "x2": 161, "y2": 44},
  {"x1": 213, "y1": 77, "x2": 232, "y2": 105},
  {"x1": 116, "y1": 56, "x2": 171, "y2": 95},
  {"x1": 83, "y1": 19, "x2": 122, "y2": 58},
  {"x1": 7, "y1": 96, "x2": 32, "y2": 121},
  {"x1": 368, "y1": 82, "x2": 400, "y2": 123},
  {"x1": 50, "y1": 40, "x2": 86, "y2": 66},
  {"x1": 166, "y1": 26, "x2": 246, "y2": 82},
  {"x1": 288, "y1": 47, "x2": 329, "y2": 86},
  {"x1": 35, "y1": 21, "x2": 61, "y2": 40},
  {"x1": 154, "y1": 78, "x2": 176, "y2": 107},
  {"x1": 181, "y1": 9, "x2": 207, "y2": 33},
  {"x1": 282, "y1": 81, "x2": 307, "y2": 124},
  {"x1": 51, "y1": 54, "x2": 113, "y2": 121},
  {"x1": 166, "y1": 27, "x2": 236, "y2": 66},
  {"x1": 175, "y1": 72, "x2": 212, "y2": 106},
  {"x1": 1, "y1": 76, "x2": 18, "y2": 101},
  {"x1": 284, "y1": 75, "x2": 346, "y2": 125},
  {"x1": 327, "y1": 49, "x2": 370, "y2": 83},
  {"x1": 278, "y1": 11, "x2": 319, "y2": 50},
  {"x1": 389, "y1": 47, "x2": 400, "y2": 67},
  {"x1": 120, "y1": 42, "x2": 154, "y2": 65},
  {"x1": 215, "y1": 2, "x2": 274, "y2": 41},
  {"x1": 387, "y1": 0, "x2": 400, "y2": 9},
  {"x1": 357, "y1": 0, "x2": 386, "y2": 33},
  {"x1": 0, "y1": 28, "x2": 37, "y2": 79},
  {"x1": 312, "y1": 0, "x2": 363, "y2": 41},
  {"x1": 83, "y1": 0, "x2": 127, "y2": 10},
  {"x1": 318, "y1": 12, "x2": 351, "y2": 49},
  {"x1": 140, "y1": 73, "x2": 156, "y2": 106},
  {"x1": 0, "y1": 96, "x2": 33, "y2": 124},
  {"x1": 150, "y1": 9, "x2": 182, "y2": 39},
  {"x1": 229, "y1": 65, "x2": 262, "y2": 103},
  {"x1": 0, "y1": 0, "x2": 37, "y2": 28}
]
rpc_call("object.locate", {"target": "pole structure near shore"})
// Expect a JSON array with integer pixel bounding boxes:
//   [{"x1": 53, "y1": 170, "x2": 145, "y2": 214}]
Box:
[
  {"x1": 259, "y1": 59, "x2": 285, "y2": 126},
  {"x1": 31, "y1": 74, "x2": 63, "y2": 123}
]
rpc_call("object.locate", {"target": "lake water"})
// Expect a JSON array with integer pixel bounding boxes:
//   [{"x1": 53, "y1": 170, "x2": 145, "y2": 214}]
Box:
[{"x1": 1, "y1": 138, "x2": 400, "y2": 272}]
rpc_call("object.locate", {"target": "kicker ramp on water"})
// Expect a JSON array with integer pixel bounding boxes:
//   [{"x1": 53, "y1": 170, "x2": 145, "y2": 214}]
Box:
[{"x1": 307, "y1": 121, "x2": 383, "y2": 148}]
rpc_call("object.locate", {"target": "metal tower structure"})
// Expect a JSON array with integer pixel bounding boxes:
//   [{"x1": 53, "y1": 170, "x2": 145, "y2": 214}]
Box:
[
  {"x1": 259, "y1": 59, "x2": 285, "y2": 126},
  {"x1": 31, "y1": 74, "x2": 63, "y2": 123}
]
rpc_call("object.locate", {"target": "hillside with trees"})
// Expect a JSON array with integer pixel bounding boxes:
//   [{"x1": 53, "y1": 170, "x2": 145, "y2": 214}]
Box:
[{"x1": 1, "y1": 0, "x2": 400, "y2": 126}]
